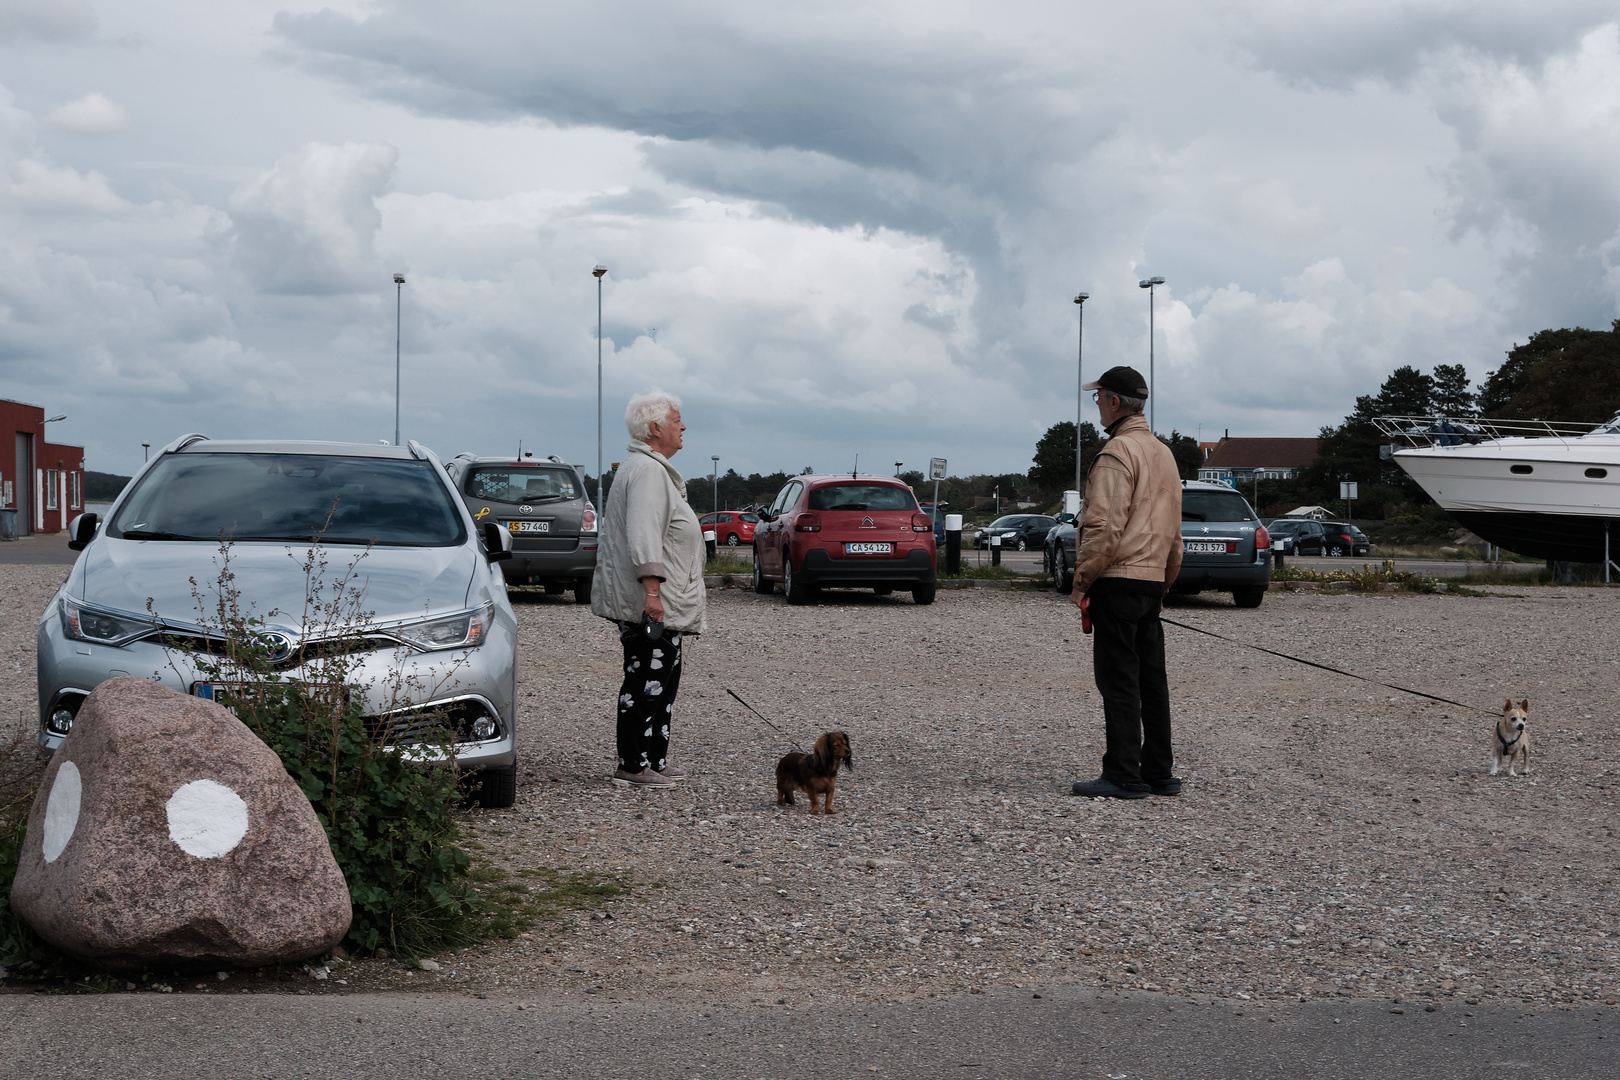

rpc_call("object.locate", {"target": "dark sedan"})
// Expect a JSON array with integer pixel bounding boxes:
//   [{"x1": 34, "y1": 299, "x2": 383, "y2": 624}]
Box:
[{"x1": 975, "y1": 514, "x2": 1057, "y2": 551}]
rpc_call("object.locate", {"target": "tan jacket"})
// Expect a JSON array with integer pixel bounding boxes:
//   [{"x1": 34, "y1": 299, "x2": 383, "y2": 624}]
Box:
[
  {"x1": 590, "y1": 441, "x2": 708, "y2": 634},
  {"x1": 1074, "y1": 413, "x2": 1183, "y2": 594}
]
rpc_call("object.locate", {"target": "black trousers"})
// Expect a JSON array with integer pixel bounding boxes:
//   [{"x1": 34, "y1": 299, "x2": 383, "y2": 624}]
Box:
[
  {"x1": 1089, "y1": 591, "x2": 1174, "y2": 784},
  {"x1": 616, "y1": 621, "x2": 684, "y2": 773}
]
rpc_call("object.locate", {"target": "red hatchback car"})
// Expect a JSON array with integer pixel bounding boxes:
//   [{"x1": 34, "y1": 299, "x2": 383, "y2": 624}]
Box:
[
  {"x1": 699, "y1": 511, "x2": 759, "y2": 547},
  {"x1": 752, "y1": 475, "x2": 937, "y2": 605}
]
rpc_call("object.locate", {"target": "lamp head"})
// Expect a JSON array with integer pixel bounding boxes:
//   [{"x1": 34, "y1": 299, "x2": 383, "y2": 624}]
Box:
[
  {"x1": 1073, "y1": 293, "x2": 1089, "y2": 303},
  {"x1": 592, "y1": 265, "x2": 608, "y2": 278},
  {"x1": 393, "y1": 273, "x2": 405, "y2": 284},
  {"x1": 1151, "y1": 276, "x2": 1165, "y2": 285},
  {"x1": 42, "y1": 414, "x2": 66, "y2": 424}
]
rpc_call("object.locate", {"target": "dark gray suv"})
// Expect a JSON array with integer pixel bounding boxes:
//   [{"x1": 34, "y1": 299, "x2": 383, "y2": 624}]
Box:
[{"x1": 446, "y1": 455, "x2": 597, "y2": 603}]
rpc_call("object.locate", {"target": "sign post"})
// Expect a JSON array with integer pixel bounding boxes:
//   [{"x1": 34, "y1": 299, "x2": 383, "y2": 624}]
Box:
[
  {"x1": 929, "y1": 457, "x2": 947, "y2": 526},
  {"x1": 1340, "y1": 481, "x2": 1358, "y2": 520}
]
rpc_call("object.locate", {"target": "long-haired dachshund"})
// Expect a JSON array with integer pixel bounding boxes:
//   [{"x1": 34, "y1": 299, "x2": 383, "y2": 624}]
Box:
[{"x1": 775, "y1": 731, "x2": 853, "y2": 814}]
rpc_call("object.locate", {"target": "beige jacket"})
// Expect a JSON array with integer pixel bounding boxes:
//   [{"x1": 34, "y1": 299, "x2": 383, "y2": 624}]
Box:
[
  {"x1": 1074, "y1": 413, "x2": 1184, "y2": 594},
  {"x1": 590, "y1": 441, "x2": 707, "y2": 634}
]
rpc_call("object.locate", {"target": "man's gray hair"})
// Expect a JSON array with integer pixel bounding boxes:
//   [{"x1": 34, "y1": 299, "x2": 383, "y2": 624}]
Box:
[
  {"x1": 1110, "y1": 392, "x2": 1146, "y2": 414},
  {"x1": 625, "y1": 390, "x2": 682, "y2": 441}
]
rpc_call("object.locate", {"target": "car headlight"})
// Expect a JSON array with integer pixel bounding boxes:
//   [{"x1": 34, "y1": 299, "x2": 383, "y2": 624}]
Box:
[
  {"x1": 59, "y1": 598, "x2": 156, "y2": 648},
  {"x1": 392, "y1": 602, "x2": 495, "y2": 651}
]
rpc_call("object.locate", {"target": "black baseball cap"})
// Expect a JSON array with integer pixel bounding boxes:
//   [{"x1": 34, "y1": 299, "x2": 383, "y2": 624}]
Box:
[{"x1": 1082, "y1": 365, "x2": 1149, "y2": 399}]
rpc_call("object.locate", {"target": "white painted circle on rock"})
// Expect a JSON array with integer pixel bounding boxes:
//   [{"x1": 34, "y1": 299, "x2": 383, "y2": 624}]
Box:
[
  {"x1": 42, "y1": 760, "x2": 83, "y2": 864},
  {"x1": 165, "y1": 779, "x2": 249, "y2": 859}
]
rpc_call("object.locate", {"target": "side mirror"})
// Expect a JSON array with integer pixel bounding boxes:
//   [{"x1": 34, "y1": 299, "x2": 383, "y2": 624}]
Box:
[
  {"x1": 68, "y1": 512, "x2": 99, "y2": 552},
  {"x1": 481, "y1": 520, "x2": 514, "y2": 563}
]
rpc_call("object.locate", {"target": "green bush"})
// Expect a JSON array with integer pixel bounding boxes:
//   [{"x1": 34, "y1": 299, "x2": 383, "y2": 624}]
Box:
[
  {"x1": 1272, "y1": 559, "x2": 1439, "y2": 593},
  {"x1": 231, "y1": 682, "x2": 477, "y2": 957},
  {"x1": 0, "y1": 741, "x2": 47, "y2": 966}
]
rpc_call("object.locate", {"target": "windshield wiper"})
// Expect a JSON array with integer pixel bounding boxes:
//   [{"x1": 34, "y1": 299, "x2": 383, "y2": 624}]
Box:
[{"x1": 120, "y1": 529, "x2": 207, "y2": 541}]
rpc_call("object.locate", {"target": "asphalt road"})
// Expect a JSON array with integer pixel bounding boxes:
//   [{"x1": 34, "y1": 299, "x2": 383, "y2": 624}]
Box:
[
  {"x1": 2, "y1": 986, "x2": 1613, "y2": 1079},
  {"x1": 0, "y1": 530, "x2": 76, "y2": 565},
  {"x1": 961, "y1": 546, "x2": 1537, "y2": 582}
]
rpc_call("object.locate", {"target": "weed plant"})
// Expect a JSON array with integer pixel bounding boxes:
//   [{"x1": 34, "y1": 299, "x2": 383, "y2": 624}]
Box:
[
  {"x1": 0, "y1": 726, "x2": 46, "y2": 966},
  {"x1": 1272, "y1": 559, "x2": 1441, "y2": 593},
  {"x1": 163, "y1": 532, "x2": 483, "y2": 957}
]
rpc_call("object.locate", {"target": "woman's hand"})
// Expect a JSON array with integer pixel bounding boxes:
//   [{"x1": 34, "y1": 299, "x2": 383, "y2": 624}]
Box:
[{"x1": 641, "y1": 578, "x2": 666, "y2": 623}]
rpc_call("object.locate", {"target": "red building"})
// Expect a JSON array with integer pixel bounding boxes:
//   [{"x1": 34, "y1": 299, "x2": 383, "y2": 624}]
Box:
[{"x1": 1, "y1": 398, "x2": 86, "y2": 535}]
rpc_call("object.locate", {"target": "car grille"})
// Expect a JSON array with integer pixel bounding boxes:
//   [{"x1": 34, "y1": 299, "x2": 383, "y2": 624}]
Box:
[
  {"x1": 159, "y1": 633, "x2": 398, "y2": 669},
  {"x1": 364, "y1": 696, "x2": 500, "y2": 746}
]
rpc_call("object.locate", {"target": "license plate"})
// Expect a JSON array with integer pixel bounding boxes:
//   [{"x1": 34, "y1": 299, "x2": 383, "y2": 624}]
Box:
[
  {"x1": 844, "y1": 542, "x2": 893, "y2": 555},
  {"x1": 507, "y1": 520, "x2": 551, "y2": 533},
  {"x1": 1184, "y1": 540, "x2": 1231, "y2": 554}
]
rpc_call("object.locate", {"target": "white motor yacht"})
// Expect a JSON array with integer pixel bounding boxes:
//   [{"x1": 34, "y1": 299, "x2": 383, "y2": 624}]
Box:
[{"x1": 1373, "y1": 414, "x2": 1620, "y2": 563}]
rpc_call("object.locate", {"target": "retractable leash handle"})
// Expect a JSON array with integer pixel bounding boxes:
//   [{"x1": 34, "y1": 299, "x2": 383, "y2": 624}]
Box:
[{"x1": 1080, "y1": 596, "x2": 1092, "y2": 635}]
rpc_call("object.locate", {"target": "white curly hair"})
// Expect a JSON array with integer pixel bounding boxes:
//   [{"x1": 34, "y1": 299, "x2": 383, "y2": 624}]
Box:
[{"x1": 625, "y1": 390, "x2": 682, "y2": 441}]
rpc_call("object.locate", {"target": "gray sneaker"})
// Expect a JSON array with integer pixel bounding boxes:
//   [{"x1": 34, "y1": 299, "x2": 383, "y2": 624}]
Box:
[{"x1": 613, "y1": 768, "x2": 676, "y2": 787}]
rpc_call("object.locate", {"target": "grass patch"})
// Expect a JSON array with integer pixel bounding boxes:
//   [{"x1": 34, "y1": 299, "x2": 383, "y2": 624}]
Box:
[
  {"x1": 704, "y1": 554, "x2": 753, "y2": 576},
  {"x1": 1272, "y1": 559, "x2": 1441, "y2": 593},
  {"x1": 466, "y1": 864, "x2": 637, "y2": 939},
  {"x1": 1371, "y1": 543, "x2": 1540, "y2": 563}
]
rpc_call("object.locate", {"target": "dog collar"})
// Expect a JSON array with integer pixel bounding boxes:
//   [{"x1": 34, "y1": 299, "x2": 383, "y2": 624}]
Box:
[{"x1": 1497, "y1": 729, "x2": 1523, "y2": 755}]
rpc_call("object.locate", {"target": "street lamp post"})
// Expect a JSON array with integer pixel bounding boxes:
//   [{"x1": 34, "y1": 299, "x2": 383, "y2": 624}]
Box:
[
  {"x1": 1138, "y1": 275, "x2": 1165, "y2": 432},
  {"x1": 393, "y1": 273, "x2": 405, "y2": 446},
  {"x1": 1072, "y1": 293, "x2": 1089, "y2": 494},
  {"x1": 894, "y1": 461, "x2": 904, "y2": 478},
  {"x1": 593, "y1": 265, "x2": 608, "y2": 504},
  {"x1": 711, "y1": 455, "x2": 720, "y2": 514},
  {"x1": 141, "y1": 442, "x2": 150, "y2": 463}
]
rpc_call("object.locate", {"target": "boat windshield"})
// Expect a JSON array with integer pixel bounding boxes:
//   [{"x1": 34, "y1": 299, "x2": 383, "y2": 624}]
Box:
[{"x1": 1587, "y1": 413, "x2": 1620, "y2": 436}]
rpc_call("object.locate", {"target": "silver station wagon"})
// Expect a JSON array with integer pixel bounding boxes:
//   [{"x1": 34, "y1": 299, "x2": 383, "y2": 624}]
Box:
[{"x1": 36, "y1": 435, "x2": 521, "y2": 807}]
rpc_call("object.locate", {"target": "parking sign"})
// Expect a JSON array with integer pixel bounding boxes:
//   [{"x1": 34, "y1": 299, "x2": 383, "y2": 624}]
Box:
[{"x1": 930, "y1": 457, "x2": 947, "y2": 480}]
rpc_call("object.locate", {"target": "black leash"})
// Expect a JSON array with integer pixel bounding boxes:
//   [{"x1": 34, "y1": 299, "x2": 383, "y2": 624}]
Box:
[
  {"x1": 1159, "y1": 615, "x2": 1492, "y2": 716},
  {"x1": 725, "y1": 687, "x2": 788, "y2": 735}
]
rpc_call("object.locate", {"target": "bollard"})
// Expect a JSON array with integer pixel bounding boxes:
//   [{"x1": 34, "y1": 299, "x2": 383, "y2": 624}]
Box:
[
  {"x1": 944, "y1": 514, "x2": 962, "y2": 575},
  {"x1": 990, "y1": 533, "x2": 1001, "y2": 567},
  {"x1": 1273, "y1": 549, "x2": 1285, "y2": 569},
  {"x1": 704, "y1": 529, "x2": 716, "y2": 561}
]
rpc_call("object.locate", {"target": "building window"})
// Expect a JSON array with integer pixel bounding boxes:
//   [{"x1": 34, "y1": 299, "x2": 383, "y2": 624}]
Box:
[
  {"x1": 46, "y1": 469, "x2": 59, "y2": 510},
  {"x1": 70, "y1": 471, "x2": 81, "y2": 509}
]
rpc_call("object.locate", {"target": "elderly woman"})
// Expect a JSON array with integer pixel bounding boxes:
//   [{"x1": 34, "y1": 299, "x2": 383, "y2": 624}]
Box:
[{"x1": 591, "y1": 390, "x2": 708, "y2": 786}]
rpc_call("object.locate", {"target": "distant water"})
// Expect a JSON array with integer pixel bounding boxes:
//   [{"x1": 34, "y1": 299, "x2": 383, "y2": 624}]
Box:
[{"x1": 85, "y1": 502, "x2": 113, "y2": 517}]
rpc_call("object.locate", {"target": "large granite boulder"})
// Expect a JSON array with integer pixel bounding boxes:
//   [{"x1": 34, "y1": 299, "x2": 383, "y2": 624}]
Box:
[{"x1": 11, "y1": 677, "x2": 351, "y2": 968}]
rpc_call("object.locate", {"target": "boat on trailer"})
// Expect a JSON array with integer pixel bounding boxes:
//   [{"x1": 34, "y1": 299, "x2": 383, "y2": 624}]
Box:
[{"x1": 1374, "y1": 413, "x2": 1620, "y2": 565}]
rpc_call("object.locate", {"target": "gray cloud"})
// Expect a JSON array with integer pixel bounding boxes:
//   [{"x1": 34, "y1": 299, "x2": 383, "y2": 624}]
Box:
[{"x1": 0, "y1": 0, "x2": 96, "y2": 44}]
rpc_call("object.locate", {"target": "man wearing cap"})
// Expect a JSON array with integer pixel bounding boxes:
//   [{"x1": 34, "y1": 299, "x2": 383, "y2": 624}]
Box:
[{"x1": 1069, "y1": 366, "x2": 1183, "y2": 800}]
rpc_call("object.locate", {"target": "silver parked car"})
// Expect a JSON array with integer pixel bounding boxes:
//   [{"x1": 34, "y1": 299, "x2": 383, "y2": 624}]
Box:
[{"x1": 37, "y1": 435, "x2": 521, "y2": 807}]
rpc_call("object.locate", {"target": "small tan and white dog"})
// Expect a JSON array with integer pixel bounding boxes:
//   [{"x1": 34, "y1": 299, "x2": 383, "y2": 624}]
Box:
[{"x1": 1490, "y1": 699, "x2": 1530, "y2": 776}]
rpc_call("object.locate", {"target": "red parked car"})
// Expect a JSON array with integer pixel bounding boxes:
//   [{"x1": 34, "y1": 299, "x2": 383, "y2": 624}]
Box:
[
  {"x1": 751, "y1": 475, "x2": 937, "y2": 605},
  {"x1": 699, "y1": 511, "x2": 759, "y2": 547}
]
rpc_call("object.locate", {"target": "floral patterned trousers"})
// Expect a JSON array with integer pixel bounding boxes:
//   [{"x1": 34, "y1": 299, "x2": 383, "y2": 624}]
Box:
[{"x1": 616, "y1": 620, "x2": 683, "y2": 773}]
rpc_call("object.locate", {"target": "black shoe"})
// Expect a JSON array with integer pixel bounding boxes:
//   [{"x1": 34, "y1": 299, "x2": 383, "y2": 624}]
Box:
[
  {"x1": 1145, "y1": 776, "x2": 1182, "y2": 796},
  {"x1": 1071, "y1": 777, "x2": 1150, "y2": 800}
]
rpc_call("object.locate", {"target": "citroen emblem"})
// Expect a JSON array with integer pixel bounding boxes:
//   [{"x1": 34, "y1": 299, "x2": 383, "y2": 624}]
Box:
[
  {"x1": 519, "y1": 504, "x2": 533, "y2": 515},
  {"x1": 861, "y1": 515, "x2": 875, "y2": 528}
]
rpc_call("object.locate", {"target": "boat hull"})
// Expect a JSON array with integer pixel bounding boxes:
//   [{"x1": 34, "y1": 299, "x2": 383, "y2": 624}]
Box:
[
  {"x1": 1392, "y1": 438, "x2": 1620, "y2": 563},
  {"x1": 1446, "y1": 510, "x2": 1614, "y2": 563}
]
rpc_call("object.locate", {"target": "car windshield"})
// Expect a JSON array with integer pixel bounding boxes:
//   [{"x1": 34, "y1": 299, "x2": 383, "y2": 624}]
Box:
[
  {"x1": 987, "y1": 516, "x2": 1025, "y2": 528},
  {"x1": 109, "y1": 452, "x2": 467, "y2": 546},
  {"x1": 808, "y1": 483, "x2": 918, "y2": 512},
  {"x1": 739, "y1": 513, "x2": 760, "y2": 522},
  {"x1": 466, "y1": 465, "x2": 578, "y2": 503},
  {"x1": 1182, "y1": 492, "x2": 1255, "y2": 523}
]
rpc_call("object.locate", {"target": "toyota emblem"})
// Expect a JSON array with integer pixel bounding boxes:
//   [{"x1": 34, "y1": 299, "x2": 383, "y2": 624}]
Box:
[
  {"x1": 259, "y1": 632, "x2": 294, "y2": 663},
  {"x1": 519, "y1": 504, "x2": 533, "y2": 515}
]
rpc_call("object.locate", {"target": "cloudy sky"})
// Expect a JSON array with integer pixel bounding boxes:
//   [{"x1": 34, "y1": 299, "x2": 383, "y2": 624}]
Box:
[{"x1": 3, "y1": 0, "x2": 1618, "y2": 480}]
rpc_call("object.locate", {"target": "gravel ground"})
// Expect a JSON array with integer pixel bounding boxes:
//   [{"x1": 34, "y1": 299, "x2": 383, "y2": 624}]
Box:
[{"x1": 6, "y1": 566, "x2": 1619, "y2": 1012}]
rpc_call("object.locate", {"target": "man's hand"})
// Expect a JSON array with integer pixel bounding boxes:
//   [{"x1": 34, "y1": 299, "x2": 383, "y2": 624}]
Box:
[
  {"x1": 641, "y1": 578, "x2": 666, "y2": 623},
  {"x1": 1070, "y1": 583, "x2": 1087, "y2": 609}
]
